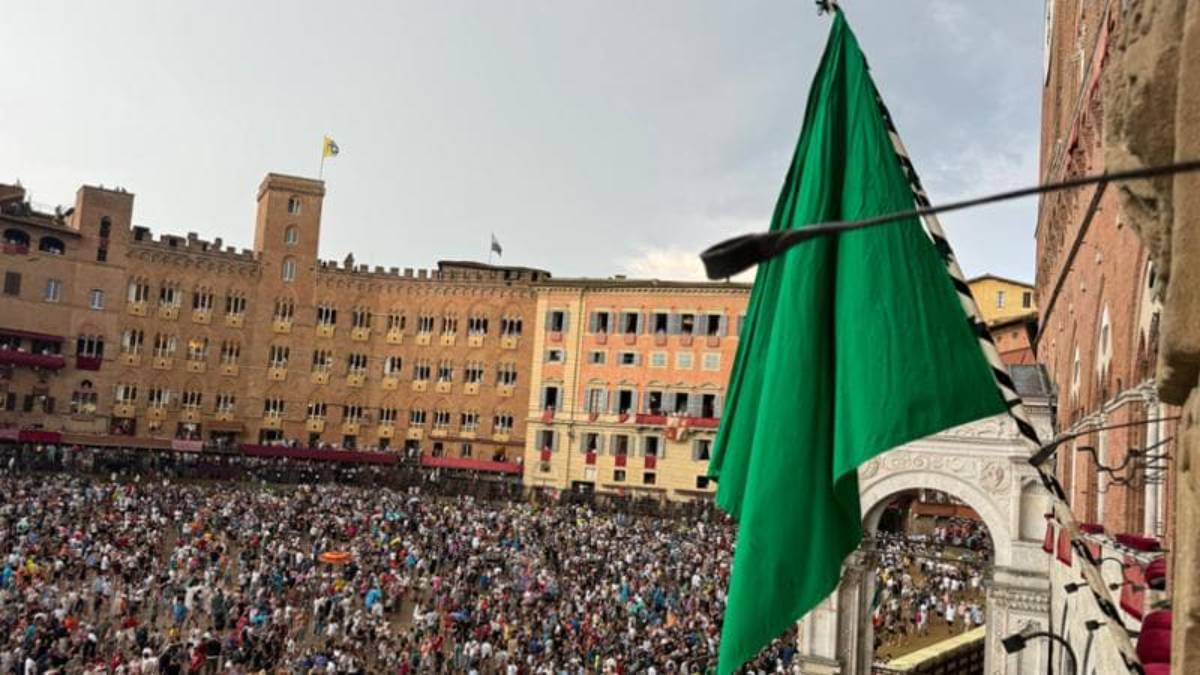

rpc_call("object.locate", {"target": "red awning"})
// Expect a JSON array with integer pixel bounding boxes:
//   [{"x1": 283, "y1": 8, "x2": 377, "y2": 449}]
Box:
[
  {"x1": 0, "y1": 350, "x2": 66, "y2": 369},
  {"x1": 18, "y1": 430, "x2": 61, "y2": 443},
  {"x1": 1056, "y1": 528, "x2": 1073, "y2": 565},
  {"x1": 0, "y1": 328, "x2": 64, "y2": 342},
  {"x1": 420, "y1": 455, "x2": 522, "y2": 475}
]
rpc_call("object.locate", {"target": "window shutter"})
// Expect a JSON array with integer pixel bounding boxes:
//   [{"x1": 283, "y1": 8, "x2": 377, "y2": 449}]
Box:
[
  {"x1": 692, "y1": 440, "x2": 701, "y2": 461},
  {"x1": 668, "y1": 313, "x2": 680, "y2": 335},
  {"x1": 658, "y1": 437, "x2": 666, "y2": 460},
  {"x1": 598, "y1": 388, "x2": 609, "y2": 413},
  {"x1": 714, "y1": 395, "x2": 722, "y2": 417},
  {"x1": 23, "y1": 395, "x2": 34, "y2": 412},
  {"x1": 539, "y1": 388, "x2": 547, "y2": 410},
  {"x1": 553, "y1": 432, "x2": 560, "y2": 452},
  {"x1": 718, "y1": 315, "x2": 728, "y2": 336},
  {"x1": 561, "y1": 311, "x2": 570, "y2": 332},
  {"x1": 609, "y1": 434, "x2": 617, "y2": 455},
  {"x1": 636, "y1": 312, "x2": 645, "y2": 334},
  {"x1": 544, "y1": 311, "x2": 554, "y2": 331},
  {"x1": 687, "y1": 394, "x2": 702, "y2": 417},
  {"x1": 588, "y1": 312, "x2": 597, "y2": 333}
]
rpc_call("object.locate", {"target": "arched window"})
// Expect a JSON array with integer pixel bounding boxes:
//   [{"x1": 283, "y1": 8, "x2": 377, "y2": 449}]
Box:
[
  {"x1": 99, "y1": 217, "x2": 112, "y2": 238},
  {"x1": 38, "y1": 236, "x2": 65, "y2": 255},
  {"x1": 2, "y1": 228, "x2": 30, "y2": 250},
  {"x1": 284, "y1": 226, "x2": 298, "y2": 246},
  {"x1": 282, "y1": 257, "x2": 297, "y2": 282},
  {"x1": 287, "y1": 196, "x2": 301, "y2": 215}
]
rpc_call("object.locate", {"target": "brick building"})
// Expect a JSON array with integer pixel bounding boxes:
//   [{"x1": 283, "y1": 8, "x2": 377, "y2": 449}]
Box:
[
  {"x1": 1035, "y1": 0, "x2": 1170, "y2": 540},
  {"x1": 0, "y1": 174, "x2": 546, "y2": 465},
  {"x1": 521, "y1": 278, "x2": 748, "y2": 500}
]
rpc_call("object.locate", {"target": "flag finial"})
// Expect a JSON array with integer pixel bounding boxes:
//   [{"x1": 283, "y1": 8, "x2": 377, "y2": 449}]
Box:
[{"x1": 816, "y1": 0, "x2": 838, "y2": 15}]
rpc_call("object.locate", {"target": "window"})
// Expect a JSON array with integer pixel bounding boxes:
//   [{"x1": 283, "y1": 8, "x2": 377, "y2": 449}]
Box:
[
  {"x1": 284, "y1": 226, "x2": 298, "y2": 246},
  {"x1": 620, "y1": 311, "x2": 640, "y2": 335},
  {"x1": 590, "y1": 311, "x2": 611, "y2": 334},
  {"x1": 584, "y1": 387, "x2": 607, "y2": 413},
  {"x1": 316, "y1": 303, "x2": 338, "y2": 326},
  {"x1": 437, "y1": 360, "x2": 453, "y2": 382},
  {"x1": 619, "y1": 351, "x2": 639, "y2": 366},
  {"x1": 44, "y1": 278, "x2": 61, "y2": 302},
  {"x1": 191, "y1": 288, "x2": 213, "y2": 311},
  {"x1": 467, "y1": 315, "x2": 489, "y2": 335},
  {"x1": 546, "y1": 349, "x2": 564, "y2": 363},
  {"x1": 588, "y1": 350, "x2": 606, "y2": 365},
  {"x1": 619, "y1": 386, "x2": 638, "y2": 413},
  {"x1": 352, "y1": 308, "x2": 372, "y2": 329},
  {"x1": 75, "y1": 333, "x2": 106, "y2": 360},
  {"x1": 152, "y1": 333, "x2": 177, "y2": 358},
  {"x1": 344, "y1": 405, "x2": 366, "y2": 423},
  {"x1": 114, "y1": 383, "x2": 138, "y2": 404},
  {"x1": 181, "y1": 391, "x2": 202, "y2": 410},
  {"x1": 538, "y1": 429, "x2": 556, "y2": 451},
  {"x1": 672, "y1": 392, "x2": 690, "y2": 414},
  {"x1": 695, "y1": 476, "x2": 710, "y2": 489},
  {"x1": 613, "y1": 469, "x2": 627, "y2": 482},
  {"x1": 547, "y1": 310, "x2": 566, "y2": 333},
  {"x1": 310, "y1": 349, "x2": 332, "y2": 371},
  {"x1": 379, "y1": 407, "x2": 398, "y2": 424},
  {"x1": 652, "y1": 312, "x2": 669, "y2": 334},
  {"x1": 496, "y1": 363, "x2": 518, "y2": 386},
  {"x1": 612, "y1": 434, "x2": 630, "y2": 456},
  {"x1": 1022, "y1": 291, "x2": 1033, "y2": 308},
  {"x1": 493, "y1": 412, "x2": 514, "y2": 432},
  {"x1": 224, "y1": 292, "x2": 246, "y2": 316},
  {"x1": 500, "y1": 317, "x2": 523, "y2": 336},
  {"x1": 461, "y1": 442, "x2": 473, "y2": 458},
  {"x1": 99, "y1": 218, "x2": 112, "y2": 238},
  {"x1": 268, "y1": 344, "x2": 290, "y2": 368},
  {"x1": 996, "y1": 290, "x2": 1006, "y2": 309},
  {"x1": 417, "y1": 315, "x2": 435, "y2": 333},
  {"x1": 464, "y1": 361, "x2": 485, "y2": 384},
  {"x1": 71, "y1": 383, "x2": 98, "y2": 415},
  {"x1": 387, "y1": 312, "x2": 405, "y2": 331},
  {"x1": 440, "y1": 315, "x2": 458, "y2": 335},
  {"x1": 702, "y1": 353, "x2": 721, "y2": 371},
  {"x1": 384, "y1": 355, "x2": 403, "y2": 376},
  {"x1": 701, "y1": 393, "x2": 719, "y2": 418},
  {"x1": 584, "y1": 432, "x2": 602, "y2": 453},
  {"x1": 410, "y1": 409, "x2": 427, "y2": 426},
  {"x1": 643, "y1": 435, "x2": 661, "y2": 458},
  {"x1": 412, "y1": 359, "x2": 431, "y2": 381},
  {"x1": 89, "y1": 289, "x2": 105, "y2": 310},
  {"x1": 220, "y1": 340, "x2": 241, "y2": 365},
  {"x1": 693, "y1": 439, "x2": 713, "y2": 461},
  {"x1": 649, "y1": 352, "x2": 667, "y2": 368},
  {"x1": 679, "y1": 313, "x2": 696, "y2": 335},
  {"x1": 273, "y1": 298, "x2": 295, "y2": 321},
  {"x1": 282, "y1": 258, "x2": 296, "y2": 282},
  {"x1": 705, "y1": 313, "x2": 724, "y2": 336},
  {"x1": 541, "y1": 385, "x2": 560, "y2": 411},
  {"x1": 159, "y1": 283, "x2": 181, "y2": 307},
  {"x1": 215, "y1": 393, "x2": 236, "y2": 414},
  {"x1": 643, "y1": 472, "x2": 656, "y2": 485},
  {"x1": 127, "y1": 279, "x2": 149, "y2": 303},
  {"x1": 676, "y1": 352, "x2": 693, "y2": 370},
  {"x1": 263, "y1": 398, "x2": 286, "y2": 416},
  {"x1": 96, "y1": 248, "x2": 107, "y2": 262},
  {"x1": 121, "y1": 329, "x2": 145, "y2": 354},
  {"x1": 146, "y1": 387, "x2": 167, "y2": 409},
  {"x1": 433, "y1": 410, "x2": 451, "y2": 429},
  {"x1": 186, "y1": 337, "x2": 209, "y2": 362},
  {"x1": 287, "y1": 196, "x2": 302, "y2": 215},
  {"x1": 347, "y1": 353, "x2": 368, "y2": 373},
  {"x1": 38, "y1": 236, "x2": 65, "y2": 255},
  {"x1": 646, "y1": 390, "x2": 664, "y2": 415},
  {"x1": 460, "y1": 411, "x2": 480, "y2": 431}
]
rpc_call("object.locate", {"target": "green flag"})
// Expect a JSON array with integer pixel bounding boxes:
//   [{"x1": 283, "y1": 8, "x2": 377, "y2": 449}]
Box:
[{"x1": 707, "y1": 10, "x2": 1007, "y2": 673}]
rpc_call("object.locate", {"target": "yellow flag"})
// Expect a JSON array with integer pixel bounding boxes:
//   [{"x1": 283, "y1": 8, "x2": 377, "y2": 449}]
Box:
[{"x1": 322, "y1": 135, "x2": 340, "y2": 158}]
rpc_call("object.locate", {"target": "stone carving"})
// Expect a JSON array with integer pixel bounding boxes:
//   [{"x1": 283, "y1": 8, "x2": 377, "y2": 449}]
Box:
[
  {"x1": 940, "y1": 415, "x2": 1015, "y2": 439},
  {"x1": 980, "y1": 462, "x2": 1010, "y2": 495},
  {"x1": 859, "y1": 459, "x2": 880, "y2": 480}
]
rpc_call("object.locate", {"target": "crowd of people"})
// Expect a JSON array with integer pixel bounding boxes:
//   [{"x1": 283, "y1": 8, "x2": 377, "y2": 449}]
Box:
[
  {"x1": 0, "y1": 452, "x2": 803, "y2": 674},
  {"x1": 870, "y1": 523, "x2": 989, "y2": 661}
]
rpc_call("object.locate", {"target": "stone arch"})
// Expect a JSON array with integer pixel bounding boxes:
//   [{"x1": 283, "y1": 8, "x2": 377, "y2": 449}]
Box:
[{"x1": 860, "y1": 468, "x2": 1013, "y2": 567}]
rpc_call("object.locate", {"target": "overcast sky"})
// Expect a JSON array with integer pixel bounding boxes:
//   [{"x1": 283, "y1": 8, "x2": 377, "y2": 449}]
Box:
[{"x1": 2, "y1": 1, "x2": 1043, "y2": 283}]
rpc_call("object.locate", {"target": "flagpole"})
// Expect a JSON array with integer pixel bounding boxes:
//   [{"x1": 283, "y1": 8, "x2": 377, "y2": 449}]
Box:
[{"x1": 319, "y1": 154, "x2": 325, "y2": 180}]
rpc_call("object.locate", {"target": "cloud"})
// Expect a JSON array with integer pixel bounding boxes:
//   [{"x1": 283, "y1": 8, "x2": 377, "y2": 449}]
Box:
[{"x1": 621, "y1": 246, "x2": 754, "y2": 283}]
